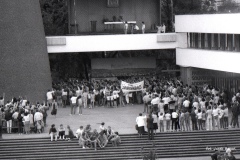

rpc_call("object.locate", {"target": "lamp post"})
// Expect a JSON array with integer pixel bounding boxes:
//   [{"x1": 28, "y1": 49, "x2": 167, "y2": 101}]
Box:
[
  {"x1": 160, "y1": 0, "x2": 162, "y2": 25},
  {"x1": 171, "y1": 0, "x2": 174, "y2": 32},
  {"x1": 74, "y1": 0, "x2": 77, "y2": 34}
]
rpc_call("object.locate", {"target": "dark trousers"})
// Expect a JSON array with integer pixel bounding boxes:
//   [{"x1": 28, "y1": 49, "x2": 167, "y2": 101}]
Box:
[
  {"x1": 211, "y1": 154, "x2": 218, "y2": 160},
  {"x1": 172, "y1": 118, "x2": 177, "y2": 130},
  {"x1": 43, "y1": 117, "x2": 47, "y2": 126},
  {"x1": 192, "y1": 119, "x2": 198, "y2": 130},
  {"x1": 148, "y1": 128, "x2": 154, "y2": 140},
  {"x1": 232, "y1": 114, "x2": 239, "y2": 128},
  {"x1": 223, "y1": 117, "x2": 228, "y2": 128},
  {"x1": 18, "y1": 122, "x2": 23, "y2": 133},
  {"x1": 144, "y1": 103, "x2": 148, "y2": 113}
]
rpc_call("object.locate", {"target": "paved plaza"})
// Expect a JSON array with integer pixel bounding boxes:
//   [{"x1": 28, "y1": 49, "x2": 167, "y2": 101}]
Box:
[{"x1": 3, "y1": 104, "x2": 144, "y2": 139}]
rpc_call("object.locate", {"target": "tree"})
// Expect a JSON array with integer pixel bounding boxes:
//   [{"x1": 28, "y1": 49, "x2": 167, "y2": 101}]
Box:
[
  {"x1": 218, "y1": 0, "x2": 239, "y2": 13},
  {"x1": 40, "y1": 0, "x2": 68, "y2": 35},
  {"x1": 161, "y1": 0, "x2": 202, "y2": 31}
]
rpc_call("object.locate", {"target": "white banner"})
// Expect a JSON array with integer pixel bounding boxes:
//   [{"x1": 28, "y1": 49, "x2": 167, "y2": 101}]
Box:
[{"x1": 121, "y1": 81, "x2": 144, "y2": 92}]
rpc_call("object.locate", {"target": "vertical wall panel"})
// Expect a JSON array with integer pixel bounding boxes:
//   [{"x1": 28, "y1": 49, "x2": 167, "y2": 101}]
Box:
[{"x1": 0, "y1": 0, "x2": 52, "y2": 102}]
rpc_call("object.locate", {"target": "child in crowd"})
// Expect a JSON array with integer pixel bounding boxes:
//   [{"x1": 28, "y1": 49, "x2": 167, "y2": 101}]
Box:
[
  {"x1": 49, "y1": 124, "x2": 57, "y2": 141},
  {"x1": 58, "y1": 124, "x2": 65, "y2": 140}
]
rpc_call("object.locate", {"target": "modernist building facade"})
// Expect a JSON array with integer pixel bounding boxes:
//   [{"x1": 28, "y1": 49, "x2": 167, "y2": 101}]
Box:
[{"x1": 47, "y1": 13, "x2": 240, "y2": 94}]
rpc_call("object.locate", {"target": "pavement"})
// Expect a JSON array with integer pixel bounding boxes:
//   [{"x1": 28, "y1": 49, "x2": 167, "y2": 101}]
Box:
[{"x1": 3, "y1": 104, "x2": 144, "y2": 139}]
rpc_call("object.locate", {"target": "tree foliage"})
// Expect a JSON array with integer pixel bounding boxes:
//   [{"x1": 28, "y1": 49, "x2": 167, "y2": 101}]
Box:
[
  {"x1": 161, "y1": 0, "x2": 239, "y2": 31},
  {"x1": 40, "y1": 0, "x2": 68, "y2": 35}
]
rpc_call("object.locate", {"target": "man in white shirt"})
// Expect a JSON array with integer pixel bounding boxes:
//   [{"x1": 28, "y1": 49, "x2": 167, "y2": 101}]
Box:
[
  {"x1": 70, "y1": 94, "x2": 77, "y2": 115},
  {"x1": 151, "y1": 95, "x2": 160, "y2": 113},
  {"x1": 171, "y1": 110, "x2": 178, "y2": 131},
  {"x1": 183, "y1": 98, "x2": 190, "y2": 111},
  {"x1": 34, "y1": 110, "x2": 43, "y2": 122},
  {"x1": 162, "y1": 95, "x2": 170, "y2": 113},
  {"x1": 46, "y1": 90, "x2": 54, "y2": 107}
]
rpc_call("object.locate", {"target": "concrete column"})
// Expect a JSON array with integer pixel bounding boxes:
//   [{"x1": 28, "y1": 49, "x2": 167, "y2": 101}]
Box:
[
  {"x1": 0, "y1": 0, "x2": 52, "y2": 102},
  {"x1": 180, "y1": 67, "x2": 192, "y2": 85}
]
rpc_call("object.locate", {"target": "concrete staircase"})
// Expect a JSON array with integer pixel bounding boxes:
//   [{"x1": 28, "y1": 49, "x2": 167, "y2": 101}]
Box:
[{"x1": 0, "y1": 129, "x2": 239, "y2": 160}]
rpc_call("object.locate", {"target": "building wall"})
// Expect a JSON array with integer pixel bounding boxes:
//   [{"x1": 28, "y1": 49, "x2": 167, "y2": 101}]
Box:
[
  {"x1": 69, "y1": 0, "x2": 159, "y2": 32},
  {"x1": 0, "y1": 0, "x2": 52, "y2": 102},
  {"x1": 92, "y1": 57, "x2": 156, "y2": 69},
  {"x1": 175, "y1": 14, "x2": 240, "y2": 34},
  {"x1": 176, "y1": 48, "x2": 240, "y2": 74},
  {"x1": 47, "y1": 33, "x2": 177, "y2": 53}
]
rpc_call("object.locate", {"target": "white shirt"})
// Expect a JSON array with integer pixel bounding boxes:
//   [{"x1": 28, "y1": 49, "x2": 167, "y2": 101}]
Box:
[
  {"x1": 197, "y1": 112, "x2": 202, "y2": 119},
  {"x1": 172, "y1": 112, "x2": 178, "y2": 118},
  {"x1": 152, "y1": 114, "x2": 158, "y2": 123},
  {"x1": 162, "y1": 97, "x2": 170, "y2": 105},
  {"x1": 46, "y1": 91, "x2": 53, "y2": 100},
  {"x1": 206, "y1": 109, "x2": 212, "y2": 118},
  {"x1": 212, "y1": 108, "x2": 219, "y2": 116},
  {"x1": 71, "y1": 96, "x2": 77, "y2": 104},
  {"x1": 23, "y1": 115, "x2": 30, "y2": 122},
  {"x1": 136, "y1": 116, "x2": 146, "y2": 127},
  {"x1": 165, "y1": 113, "x2": 171, "y2": 120},
  {"x1": 22, "y1": 99, "x2": 27, "y2": 106},
  {"x1": 34, "y1": 112, "x2": 43, "y2": 121},
  {"x1": 151, "y1": 97, "x2": 160, "y2": 105},
  {"x1": 192, "y1": 102, "x2": 199, "y2": 109},
  {"x1": 183, "y1": 100, "x2": 190, "y2": 107},
  {"x1": 76, "y1": 128, "x2": 84, "y2": 137},
  {"x1": 223, "y1": 108, "x2": 228, "y2": 117}
]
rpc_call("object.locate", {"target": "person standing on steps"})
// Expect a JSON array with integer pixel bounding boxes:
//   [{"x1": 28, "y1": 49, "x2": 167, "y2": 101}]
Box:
[
  {"x1": 147, "y1": 114, "x2": 154, "y2": 140},
  {"x1": 136, "y1": 113, "x2": 146, "y2": 138}
]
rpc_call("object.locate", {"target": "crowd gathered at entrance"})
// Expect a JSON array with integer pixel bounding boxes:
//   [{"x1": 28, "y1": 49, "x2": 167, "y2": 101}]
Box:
[{"x1": 0, "y1": 76, "x2": 240, "y2": 153}]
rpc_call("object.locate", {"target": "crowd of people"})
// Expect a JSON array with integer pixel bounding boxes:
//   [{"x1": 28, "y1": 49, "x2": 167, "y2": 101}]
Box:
[
  {"x1": 0, "y1": 75, "x2": 239, "y2": 156},
  {"x1": 48, "y1": 123, "x2": 121, "y2": 150},
  {"x1": 136, "y1": 79, "x2": 240, "y2": 138},
  {"x1": 0, "y1": 95, "x2": 48, "y2": 136}
]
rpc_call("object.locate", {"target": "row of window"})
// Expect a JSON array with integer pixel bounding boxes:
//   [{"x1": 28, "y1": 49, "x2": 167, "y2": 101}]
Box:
[{"x1": 188, "y1": 33, "x2": 240, "y2": 52}]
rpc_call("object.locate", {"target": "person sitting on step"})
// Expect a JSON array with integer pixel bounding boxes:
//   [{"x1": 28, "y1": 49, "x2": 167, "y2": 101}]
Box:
[
  {"x1": 49, "y1": 124, "x2": 57, "y2": 141},
  {"x1": 110, "y1": 131, "x2": 121, "y2": 147},
  {"x1": 65, "y1": 125, "x2": 75, "y2": 141},
  {"x1": 58, "y1": 124, "x2": 65, "y2": 140}
]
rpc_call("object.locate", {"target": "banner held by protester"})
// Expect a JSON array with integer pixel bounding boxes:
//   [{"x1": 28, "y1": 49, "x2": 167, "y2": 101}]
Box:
[{"x1": 121, "y1": 81, "x2": 144, "y2": 92}]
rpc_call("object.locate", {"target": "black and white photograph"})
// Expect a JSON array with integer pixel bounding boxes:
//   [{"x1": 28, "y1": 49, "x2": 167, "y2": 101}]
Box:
[{"x1": 0, "y1": 0, "x2": 240, "y2": 159}]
